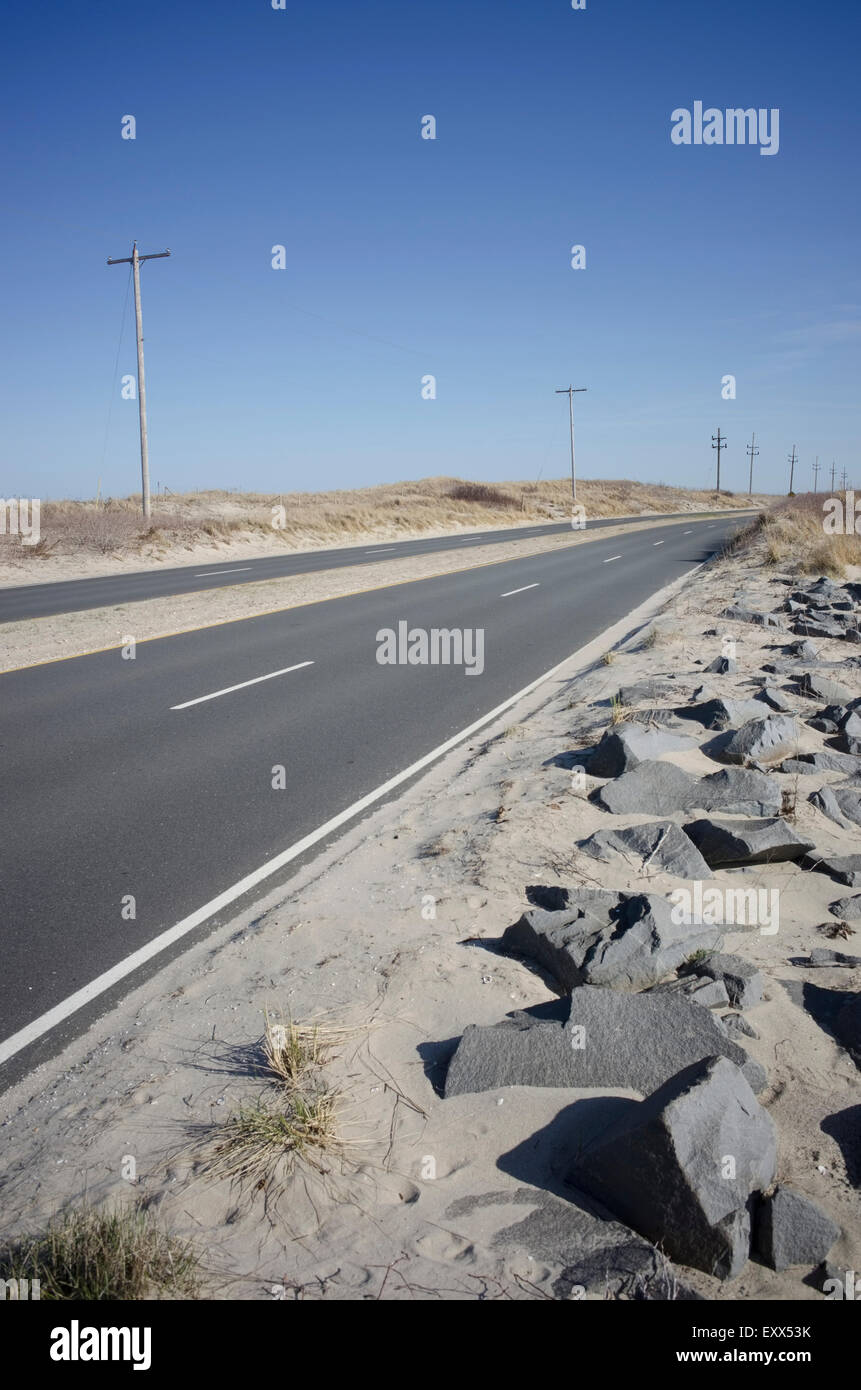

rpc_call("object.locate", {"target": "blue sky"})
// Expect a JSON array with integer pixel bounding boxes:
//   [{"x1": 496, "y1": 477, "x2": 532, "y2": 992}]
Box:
[{"x1": 1, "y1": 0, "x2": 859, "y2": 500}]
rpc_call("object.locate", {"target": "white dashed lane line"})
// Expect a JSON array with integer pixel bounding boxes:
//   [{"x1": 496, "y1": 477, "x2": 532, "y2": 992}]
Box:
[
  {"x1": 653, "y1": 541, "x2": 664, "y2": 546},
  {"x1": 500, "y1": 583, "x2": 540, "y2": 597},
  {"x1": 171, "y1": 661, "x2": 315, "y2": 710},
  {"x1": 603, "y1": 554, "x2": 622, "y2": 563},
  {"x1": 195, "y1": 567, "x2": 253, "y2": 577}
]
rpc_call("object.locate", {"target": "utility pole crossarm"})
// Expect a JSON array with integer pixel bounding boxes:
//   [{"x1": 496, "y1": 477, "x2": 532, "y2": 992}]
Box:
[{"x1": 106, "y1": 242, "x2": 171, "y2": 519}]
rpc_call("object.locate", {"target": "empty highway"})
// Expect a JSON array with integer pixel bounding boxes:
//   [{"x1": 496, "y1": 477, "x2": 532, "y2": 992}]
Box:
[
  {"x1": 0, "y1": 509, "x2": 751, "y2": 623},
  {"x1": 0, "y1": 514, "x2": 743, "y2": 1081}
]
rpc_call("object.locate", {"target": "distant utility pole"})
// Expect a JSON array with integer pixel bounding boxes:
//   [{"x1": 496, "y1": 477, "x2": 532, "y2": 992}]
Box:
[
  {"x1": 831, "y1": 460, "x2": 837, "y2": 492},
  {"x1": 812, "y1": 457, "x2": 821, "y2": 492},
  {"x1": 787, "y1": 444, "x2": 797, "y2": 494},
  {"x1": 841, "y1": 467, "x2": 849, "y2": 490},
  {"x1": 106, "y1": 241, "x2": 171, "y2": 519},
  {"x1": 712, "y1": 428, "x2": 727, "y2": 494},
  {"x1": 746, "y1": 432, "x2": 759, "y2": 496},
  {"x1": 555, "y1": 386, "x2": 587, "y2": 502}
]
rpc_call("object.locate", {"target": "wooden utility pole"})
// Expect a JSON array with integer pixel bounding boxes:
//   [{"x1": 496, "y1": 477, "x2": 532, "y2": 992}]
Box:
[
  {"x1": 746, "y1": 432, "x2": 759, "y2": 496},
  {"x1": 555, "y1": 386, "x2": 587, "y2": 502},
  {"x1": 831, "y1": 460, "x2": 837, "y2": 492},
  {"x1": 812, "y1": 457, "x2": 821, "y2": 492},
  {"x1": 787, "y1": 444, "x2": 797, "y2": 494},
  {"x1": 841, "y1": 467, "x2": 849, "y2": 490},
  {"x1": 107, "y1": 241, "x2": 171, "y2": 519},
  {"x1": 712, "y1": 428, "x2": 726, "y2": 494}
]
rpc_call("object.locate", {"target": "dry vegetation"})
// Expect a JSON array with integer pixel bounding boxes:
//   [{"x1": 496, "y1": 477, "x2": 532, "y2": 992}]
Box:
[
  {"x1": 0, "y1": 1203, "x2": 201, "y2": 1300},
  {"x1": 727, "y1": 490, "x2": 861, "y2": 575},
  {"x1": 1, "y1": 475, "x2": 770, "y2": 571}
]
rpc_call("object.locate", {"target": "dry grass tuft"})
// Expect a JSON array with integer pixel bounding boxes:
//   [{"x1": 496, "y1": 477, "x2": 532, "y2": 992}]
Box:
[
  {"x1": 200, "y1": 1091, "x2": 343, "y2": 1186},
  {"x1": 0, "y1": 1203, "x2": 201, "y2": 1300}
]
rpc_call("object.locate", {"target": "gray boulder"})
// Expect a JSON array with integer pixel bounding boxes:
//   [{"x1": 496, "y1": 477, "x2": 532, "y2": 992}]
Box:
[
  {"x1": 793, "y1": 616, "x2": 846, "y2": 639},
  {"x1": 808, "y1": 948, "x2": 861, "y2": 968},
  {"x1": 810, "y1": 784, "x2": 861, "y2": 830},
  {"x1": 684, "y1": 817, "x2": 815, "y2": 868},
  {"x1": 444, "y1": 989, "x2": 767, "y2": 1099},
  {"x1": 757, "y1": 686, "x2": 794, "y2": 713},
  {"x1": 617, "y1": 678, "x2": 679, "y2": 705},
  {"x1": 569, "y1": 1056, "x2": 777, "y2": 1280},
  {"x1": 649, "y1": 975, "x2": 730, "y2": 1009},
  {"x1": 717, "y1": 715, "x2": 799, "y2": 766},
  {"x1": 723, "y1": 606, "x2": 784, "y2": 629},
  {"x1": 704, "y1": 655, "x2": 737, "y2": 674},
  {"x1": 755, "y1": 1187, "x2": 840, "y2": 1271},
  {"x1": 675, "y1": 697, "x2": 764, "y2": 730},
  {"x1": 722, "y1": 1013, "x2": 760, "y2": 1040},
  {"x1": 587, "y1": 723, "x2": 691, "y2": 778},
  {"x1": 789, "y1": 639, "x2": 820, "y2": 661},
  {"x1": 576, "y1": 820, "x2": 711, "y2": 880},
  {"x1": 593, "y1": 761, "x2": 697, "y2": 816},
  {"x1": 781, "y1": 751, "x2": 861, "y2": 776},
  {"x1": 680, "y1": 952, "x2": 763, "y2": 1008},
  {"x1": 692, "y1": 767, "x2": 784, "y2": 816},
  {"x1": 803, "y1": 854, "x2": 861, "y2": 887},
  {"x1": 501, "y1": 888, "x2": 724, "y2": 994},
  {"x1": 798, "y1": 672, "x2": 854, "y2": 704},
  {"x1": 829, "y1": 894, "x2": 861, "y2": 920}
]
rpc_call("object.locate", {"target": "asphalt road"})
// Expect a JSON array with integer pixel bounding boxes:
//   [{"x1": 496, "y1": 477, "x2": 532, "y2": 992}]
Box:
[
  {"x1": 0, "y1": 514, "x2": 743, "y2": 1080},
  {"x1": 0, "y1": 509, "x2": 750, "y2": 622}
]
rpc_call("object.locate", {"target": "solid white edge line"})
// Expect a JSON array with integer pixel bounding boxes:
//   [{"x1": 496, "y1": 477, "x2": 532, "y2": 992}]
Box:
[
  {"x1": 603, "y1": 554, "x2": 622, "y2": 563},
  {"x1": 171, "y1": 661, "x2": 314, "y2": 710},
  {"x1": 500, "y1": 583, "x2": 540, "y2": 597},
  {"x1": 0, "y1": 560, "x2": 709, "y2": 1067},
  {"x1": 194, "y1": 567, "x2": 254, "y2": 577}
]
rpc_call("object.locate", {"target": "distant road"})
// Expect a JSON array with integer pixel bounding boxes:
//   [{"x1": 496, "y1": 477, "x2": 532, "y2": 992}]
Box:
[
  {"x1": 0, "y1": 509, "x2": 755, "y2": 623},
  {"x1": 0, "y1": 513, "x2": 746, "y2": 1080}
]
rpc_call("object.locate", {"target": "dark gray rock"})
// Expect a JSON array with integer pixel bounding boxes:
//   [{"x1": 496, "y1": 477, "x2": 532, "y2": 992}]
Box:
[
  {"x1": 649, "y1": 975, "x2": 730, "y2": 1008},
  {"x1": 757, "y1": 686, "x2": 794, "y2": 713},
  {"x1": 577, "y1": 820, "x2": 711, "y2": 880},
  {"x1": 781, "y1": 751, "x2": 861, "y2": 775},
  {"x1": 593, "y1": 761, "x2": 697, "y2": 816},
  {"x1": 587, "y1": 723, "x2": 691, "y2": 778},
  {"x1": 803, "y1": 854, "x2": 861, "y2": 887},
  {"x1": 723, "y1": 606, "x2": 784, "y2": 629},
  {"x1": 789, "y1": 639, "x2": 820, "y2": 661},
  {"x1": 692, "y1": 768, "x2": 783, "y2": 816},
  {"x1": 675, "y1": 697, "x2": 764, "y2": 730},
  {"x1": 810, "y1": 784, "x2": 861, "y2": 830},
  {"x1": 718, "y1": 715, "x2": 800, "y2": 766},
  {"x1": 617, "y1": 678, "x2": 678, "y2": 706},
  {"x1": 501, "y1": 888, "x2": 724, "y2": 993},
  {"x1": 798, "y1": 672, "x2": 854, "y2": 704},
  {"x1": 681, "y1": 952, "x2": 763, "y2": 1008},
  {"x1": 755, "y1": 1187, "x2": 840, "y2": 1271},
  {"x1": 684, "y1": 817, "x2": 814, "y2": 868},
  {"x1": 808, "y1": 948, "x2": 861, "y2": 968},
  {"x1": 722, "y1": 1013, "x2": 760, "y2": 1040},
  {"x1": 793, "y1": 616, "x2": 846, "y2": 639},
  {"x1": 569, "y1": 1056, "x2": 777, "y2": 1280},
  {"x1": 829, "y1": 894, "x2": 861, "y2": 920},
  {"x1": 704, "y1": 655, "x2": 737, "y2": 674},
  {"x1": 444, "y1": 989, "x2": 767, "y2": 1099}
]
